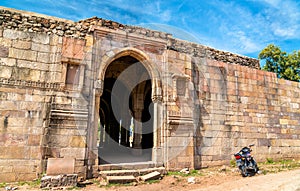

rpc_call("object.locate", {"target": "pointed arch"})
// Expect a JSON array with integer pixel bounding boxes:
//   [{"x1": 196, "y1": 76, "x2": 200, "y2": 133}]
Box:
[{"x1": 98, "y1": 47, "x2": 161, "y2": 99}]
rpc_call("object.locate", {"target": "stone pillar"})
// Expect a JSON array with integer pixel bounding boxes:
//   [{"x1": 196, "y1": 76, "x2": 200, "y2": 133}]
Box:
[
  {"x1": 132, "y1": 108, "x2": 143, "y2": 155},
  {"x1": 152, "y1": 95, "x2": 163, "y2": 164}
]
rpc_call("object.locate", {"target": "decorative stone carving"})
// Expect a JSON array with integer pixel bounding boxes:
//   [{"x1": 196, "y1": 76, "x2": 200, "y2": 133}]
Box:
[
  {"x1": 94, "y1": 79, "x2": 104, "y2": 95},
  {"x1": 171, "y1": 74, "x2": 190, "y2": 100}
]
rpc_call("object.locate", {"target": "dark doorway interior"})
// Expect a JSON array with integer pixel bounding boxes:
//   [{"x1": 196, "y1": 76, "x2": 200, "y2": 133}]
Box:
[{"x1": 98, "y1": 56, "x2": 153, "y2": 164}]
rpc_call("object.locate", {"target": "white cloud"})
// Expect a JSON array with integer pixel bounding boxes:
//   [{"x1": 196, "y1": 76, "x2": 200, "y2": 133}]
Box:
[
  {"x1": 197, "y1": 0, "x2": 300, "y2": 55},
  {"x1": 259, "y1": 0, "x2": 300, "y2": 38}
]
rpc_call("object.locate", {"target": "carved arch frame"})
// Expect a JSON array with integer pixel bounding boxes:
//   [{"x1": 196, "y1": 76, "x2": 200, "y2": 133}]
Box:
[{"x1": 91, "y1": 47, "x2": 163, "y2": 166}]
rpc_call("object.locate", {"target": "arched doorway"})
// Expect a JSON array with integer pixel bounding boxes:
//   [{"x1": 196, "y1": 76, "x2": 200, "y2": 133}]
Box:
[{"x1": 98, "y1": 55, "x2": 153, "y2": 164}]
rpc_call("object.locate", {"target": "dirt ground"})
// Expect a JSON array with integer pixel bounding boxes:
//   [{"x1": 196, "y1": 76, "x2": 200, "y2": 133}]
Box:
[{"x1": 5, "y1": 165, "x2": 300, "y2": 191}]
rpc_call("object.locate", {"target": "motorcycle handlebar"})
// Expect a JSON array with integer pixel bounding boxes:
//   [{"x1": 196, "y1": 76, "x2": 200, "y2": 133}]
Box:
[{"x1": 249, "y1": 144, "x2": 255, "y2": 147}]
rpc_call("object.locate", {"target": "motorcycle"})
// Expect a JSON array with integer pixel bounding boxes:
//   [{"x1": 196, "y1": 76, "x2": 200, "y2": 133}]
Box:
[{"x1": 234, "y1": 144, "x2": 259, "y2": 177}]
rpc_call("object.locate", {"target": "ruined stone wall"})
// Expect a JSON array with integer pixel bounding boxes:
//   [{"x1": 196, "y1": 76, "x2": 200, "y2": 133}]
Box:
[
  {"x1": 164, "y1": 48, "x2": 299, "y2": 169},
  {"x1": 0, "y1": 6, "x2": 299, "y2": 182},
  {"x1": 0, "y1": 7, "x2": 259, "y2": 69},
  {"x1": 0, "y1": 8, "x2": 92, "y2": 182},
  {"x1": 193, "y1": 59, "x2": 300, "y2": 167},
  {"x1": 0, "y1": 25, "x2": 63, "y2": 181}
]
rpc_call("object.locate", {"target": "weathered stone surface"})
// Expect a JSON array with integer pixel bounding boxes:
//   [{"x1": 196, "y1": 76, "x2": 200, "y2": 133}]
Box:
[
  {"x1": 69, "y1": 136, "x2": 86, "y2": 148},
  {"x1": 0, "y1": 45, "x2": 9, "y2": 57},
  {"x1": 0, "y1": 65, "x2": 12, "y2": 78},
  {"x1": 62, "y1": 37, "x2": 84, "y2": 60},
  {"x1": 12, "y1": 40, "x2": 31, "y2": 49},
  {"x1": 60, "y1": 148, "x2": 85, "y2": 159},
  {"x1": 40, "y1": 174, "x2": 77, "y2": 188},
  {"x1": 0, "y1": 6, "x2": 300, "y2": 183},
  {"x1": 9, "y1": 48, "x2": 37, "y2": 61},
  {"x1": 106, "y1": 175, "x2": 137, "y2": 184},
  {"x1": 31, "y1": 43, "x2": 50, "y2": 52},
  {"x1": 140, "y1": 171, "x2": 161, "y2": 181},
  {"x1": 27, "y1": 134, "x2": 41, "y2": 146},
  {"x1": 46, "y1": 158, "x2": 75, "y2": 175}
]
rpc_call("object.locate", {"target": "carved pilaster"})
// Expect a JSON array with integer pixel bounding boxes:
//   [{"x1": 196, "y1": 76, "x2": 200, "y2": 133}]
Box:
[
  {"x1": 94, "y1": 79, "x2": 104, "y2": 96},
  {"x1": 151, "y1": 78, "x2": 163, "y2": 103}
]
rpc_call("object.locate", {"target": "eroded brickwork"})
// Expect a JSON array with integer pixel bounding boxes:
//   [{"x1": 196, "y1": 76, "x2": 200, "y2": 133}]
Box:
[{"x1": 0, "y1": 6, "x2": 299, "y2": 182}]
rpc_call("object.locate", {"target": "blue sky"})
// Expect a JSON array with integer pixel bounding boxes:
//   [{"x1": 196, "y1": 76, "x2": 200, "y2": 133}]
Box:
[{"x1": 1, "y1": 0, "x2": 300, "y2": 59}]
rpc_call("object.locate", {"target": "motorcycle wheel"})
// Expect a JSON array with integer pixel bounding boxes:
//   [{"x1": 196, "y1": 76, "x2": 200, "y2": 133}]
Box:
[{"x1": 241, "y1": 166, "x2": 248, "y2": 177}]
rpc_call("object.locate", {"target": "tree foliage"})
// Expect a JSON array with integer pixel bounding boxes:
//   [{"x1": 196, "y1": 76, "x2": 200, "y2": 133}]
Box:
[{"x1": 258, "y1": 44, "x2": 300, "y2": 82}]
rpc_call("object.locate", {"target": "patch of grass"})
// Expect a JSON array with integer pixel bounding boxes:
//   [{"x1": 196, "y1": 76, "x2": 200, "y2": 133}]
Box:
[
  {"x1": 66, "y1": 186, "x2": 81, "y2": 190},
  {"x1": 16, "y1": 178, "x2": 41, "y2": 187},
  {"x1": 258, "y1": 158, "x2": 300, "y2": 175},
  {"x1": 167, "y1": 169, "x2": 202, "y2": 177},
  {"x1": 230, "y1": 159, "x2": 236, "y2": 167},
  {"x1": 262, "y1": 170, "x2": 267, "y2": 175},
  {"x1": 0, "y1": 182, "x2": 7, "y2": 188},
  {"x1": 146, "y1": 179, "x2": 160, "y2": 184},
  {"x1": 266, "y1": 158, "x2": 274, "y2": 164},
  {"x1": 104, "y1": 182, "x2": 134, "y2": 188}
]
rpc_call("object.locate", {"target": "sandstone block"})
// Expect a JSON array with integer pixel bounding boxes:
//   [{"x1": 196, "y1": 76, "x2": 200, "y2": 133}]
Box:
[
  {"x1": 0, "y1": 57, "x2": 16, "y2": 66},
  {"x1": 9, "y1": 48, "x2": 37, "y2": 61},
  {"x1": 49, "y1": 53, "x2": 61, "y2": 63},
  {"x1": 12, "y1": 40, "x2": 31, "y2": 49},
  {"x1": 0, "y1": 165, "x2": 13, "y2": 173},
  {"x1": 177, "y1": 156, "x2": 191, "y2": 163},
  {"x1": 50, "y1": 35, "x2": 62, "y2": 46},
  {"x1": 32, "y1": 43, "x2": 50, "y2": 52},
  {"x1": 30, "y1": 146, "x2": 41, "y2": 159},
  {"x1": 140, "y1": 171, "x2": 161, "y2": 181},
  {"x1": 74, "y1": 166, "x2": 86, "y2": 175},
  {"x1": 0, "y1": 45, "x2": 9, "y2": 57},
  {"x1": 28, "y1": 70, "x2": 41, "y2": 81},
  {"x1": 0, "y1": 66, "x2": 12, "y2": 78},
  {"x1": 47, "y1": 135, "x2": 69, "y2": 147},
  {"x1": 0, "y1": 37, "x2": 12, "y2": 47},
  {"x1": 3, "y1": 29, "x2": 30, "y2": 40},
  {"x1": 28, "y1": 134, "x2": 41, "y2": 146},
  {"x1": 0, "y1": 172, "x2": 16, "y2": 182},
  {"x1": 15, "y1": 172, "x2": 37, "y2": 182},
  {"x1": 60, "y1": 148, "x2": 85, "y2": 159},
  {"x1": 50, "y1": 45, "x2": 62, "y2": 53},
  {"x1": 85, "y1": 35, "x2": 93, "y2": 47},
  {"x1": 17, "y1": 60, "x2": 36, "y2": 69},
  {"x1": 37, "y1": 52, "x2": 50, "y2": 63},
  {"x1": 13, "y1": 164, "x2": 35, "y2": 173},
  {"x1": 46, "y1": 158, "x2": 75, "y2": 175},
  {"x1": 70, "y1": 136, "x2": 86, "y2": 148},
  {"x1": 0, "y1": 146, "x2": 29, "y2": 159},
  {"x1": 279, "y1": 119, "x2": 288, "y2": 125},
  {"x1": 32, "y1": 33, "x2": 49, "y2": 44},
  {"x1": 62, "y1": 37, "x2": 84, "y2": 60}
]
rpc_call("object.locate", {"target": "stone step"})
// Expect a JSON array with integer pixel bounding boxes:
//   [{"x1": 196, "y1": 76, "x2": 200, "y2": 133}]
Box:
[
  {"x1": 98, "y1": 161, "x2": 162, "y2": 171},
  {"x1": 106, "y1": 175, "x2": 137, "y2": 184},
  {"x1": 99, "y1": 167, "x2": 166, "y2": 178},
  {"x1": 51, "y1": 109, "x2": 88, "y2": 114},
  {"x1": 140, "y1": 171, "x2": 161, "y2": 181},
  {"x1": 51, "y1": 104, "x2": 88, "y2": 111},
  {"x1": 50, "y1": 113, "x2": 88, "y2": 118},
  {"x1": 49, "y1": 123, "x2": 87, "y2": 128}
]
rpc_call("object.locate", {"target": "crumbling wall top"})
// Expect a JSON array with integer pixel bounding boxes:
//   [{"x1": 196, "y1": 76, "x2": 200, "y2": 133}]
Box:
[{"x1": 0, "y1": 6, "x2": 259, "y2": 69}]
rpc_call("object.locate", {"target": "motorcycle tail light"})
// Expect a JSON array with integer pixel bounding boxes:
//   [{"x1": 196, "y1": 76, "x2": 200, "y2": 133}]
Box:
[{"x1": 234, "y1": 154, "x2": 241, "y2": 159}]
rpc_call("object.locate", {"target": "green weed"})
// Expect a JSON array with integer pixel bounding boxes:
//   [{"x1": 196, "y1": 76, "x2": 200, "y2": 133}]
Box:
[{"x1": 0, "y1": 182, "x2": 7, "y2": 188}]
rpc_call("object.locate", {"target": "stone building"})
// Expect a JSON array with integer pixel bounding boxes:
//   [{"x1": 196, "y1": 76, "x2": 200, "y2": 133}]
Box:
[{"x1": 0, "y1": 7, "x2": 299, "y2": 182}]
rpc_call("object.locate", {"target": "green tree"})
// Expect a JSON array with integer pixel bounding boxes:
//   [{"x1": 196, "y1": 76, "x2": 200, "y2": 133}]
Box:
[{"x1": 258, "y1": 44, "x2": 300, "y2": 82}]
